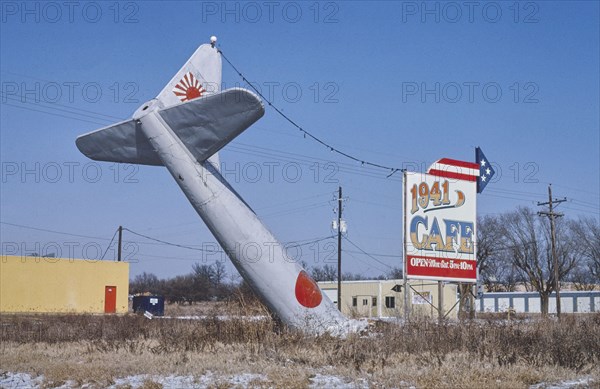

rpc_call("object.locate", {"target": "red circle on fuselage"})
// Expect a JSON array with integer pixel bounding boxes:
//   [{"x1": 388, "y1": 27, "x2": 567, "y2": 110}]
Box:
[{"x1": 295, "y1": 270, "x2": 322, "y2": 308}]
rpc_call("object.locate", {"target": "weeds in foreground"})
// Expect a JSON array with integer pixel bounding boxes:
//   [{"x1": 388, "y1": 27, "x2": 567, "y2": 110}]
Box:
[{"x1": 1, "y1": 313, "x2": 599, "y2": 387}]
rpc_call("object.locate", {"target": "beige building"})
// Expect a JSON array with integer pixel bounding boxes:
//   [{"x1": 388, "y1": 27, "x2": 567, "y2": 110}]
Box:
[
  {"x1": 1, "y1": 255, "x2": 129, "y2": 314},
  {"x1": 318, "y1": 279, "x2": 458, "y2": 319}
]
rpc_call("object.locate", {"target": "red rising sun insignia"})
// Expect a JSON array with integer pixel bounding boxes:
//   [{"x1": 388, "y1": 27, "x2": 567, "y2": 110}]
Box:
[{"x1": 172, "y1": 72, "x2": 205, "y2": 102}]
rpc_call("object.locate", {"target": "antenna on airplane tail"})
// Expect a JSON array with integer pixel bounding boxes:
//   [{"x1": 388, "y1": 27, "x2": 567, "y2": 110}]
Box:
[{"x1": 210, "y1": 36, "x2": 217, "y2": 48}]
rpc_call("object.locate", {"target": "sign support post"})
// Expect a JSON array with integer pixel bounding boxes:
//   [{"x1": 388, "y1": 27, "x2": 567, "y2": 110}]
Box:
[
  {"x1": 403, "y1": 171, "x2": 410, "y2": 322},
  {"x1": 438, "y1": 281, "x2": 444, "y2": 322}
]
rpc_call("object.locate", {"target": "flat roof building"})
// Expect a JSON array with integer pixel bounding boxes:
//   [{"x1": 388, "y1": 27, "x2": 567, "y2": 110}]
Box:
[
  {"x1": 318, "y1": 279, "x2": 458, "y2": 320},
  {"x1": 1, "y1": 255, "x2": 129, "y2": 314}
]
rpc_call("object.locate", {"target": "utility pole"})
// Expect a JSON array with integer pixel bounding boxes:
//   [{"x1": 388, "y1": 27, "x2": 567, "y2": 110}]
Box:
[
  {"x1": 337, "y1": 186, "x2": 342, "y2": 311},
  {"x1": 117, "y1": 225, "x2": 123, "y2": 262},
  {"x1": 537, "y1": 184, "x2": 566, "y2": 318}
]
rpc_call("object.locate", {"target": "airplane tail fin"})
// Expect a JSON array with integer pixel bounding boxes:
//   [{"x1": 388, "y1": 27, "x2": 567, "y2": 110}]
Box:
[{"x1": 156, "y1": 43, "x2": 222, "y2": 108}]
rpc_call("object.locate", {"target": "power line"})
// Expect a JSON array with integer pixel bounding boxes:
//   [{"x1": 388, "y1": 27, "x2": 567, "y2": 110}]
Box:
[
  {"x1": 344, "y1": 250, "x2": 389, "y2": 275},
  {"x1": 0, "y1": 221, "x2": 113, "y2": 241},
  {"x1": 570, "y1": 199, "x2": 600, "y2": 209},
  {"x1": 123, "y1": 228, "x2": 220, "y2": 253},
  {"x1": 228, "y1": 142, "x2": 402, "y2": 182},
  {"x1": 2, "y1": 101, "x2": 109, "y2": 126},
  {"x1": 252, "y1": 123, "x2": 418, "y2": 163},
  {"x1": 261, "y1": 202, "x2": 330, "y2": 218},
  {"x1": 0, "y1": 92, "x2": 124, "y2": 122},
  {"x1": 217, "y1": 48, "x2": 404, "y2": 178},
  {"x1": 560, "y1": 206, "x2": 600, "y2": 215},
  {"x1": 100, "y1": 228, "x2": 119, "y2": 260},
  {"x1": 132, "y1": 193, "x2": 334, "y2": 235},
  {"x1": 131, "y1": 252, "x2": 203, "y2": 262},
  {"x1": 551, "y1": 183, "x2": 599, "y2": 197},
  {"x1": 350, "y1": 198, "x2": 403, "y2": 210},
  {"x1": 1, "y1": 221, "x2": 334, "y2": 254},
  {"x1": 342, "y1": 235, "x2": 393, "y2": 269},
  {"x1": 1, "y1": 221, "x2": 123, "y2": 261},
  {"x1": 125, "y1": 227, "x2": 334, "y2": 252},
  {"x1": 285, "y1": 235, "x2": 336, "y2": 247},
  {"x1": 254, "y1": 192, "x2": 331, "y2": 211},
  {"x1": 345, "y1": 249, "x2": 401, "y2": 258},
  {"x1": 0, "y1": 221, "x2": 199, "y2": 247}
]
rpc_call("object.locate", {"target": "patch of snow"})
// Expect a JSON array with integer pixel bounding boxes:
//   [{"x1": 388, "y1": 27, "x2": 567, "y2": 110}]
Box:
[
  {"x1": 309, "y1": 373, "x2": 367, "y2": 388},
  {"x1": 108, "y1": 372, "x2": 267, "y2": 388},
  {"x1": 324, "y1": 318, "x2": 369, "y2": 337},
  {"x1": 529, "y1": 377, "x2": 594, "y2": 389},
  {"x1": 109, "y1": 374, "x2": 198, "y2": 388},
  {"x1": 0, "y1": 372, "x2": 44, "y2": 388},
  {"x1": 0, "y1": 371, "x2": 268, "y2": 389},
  {"x1": 158, "y1": 315, "x2": 269, "y2": 321}
]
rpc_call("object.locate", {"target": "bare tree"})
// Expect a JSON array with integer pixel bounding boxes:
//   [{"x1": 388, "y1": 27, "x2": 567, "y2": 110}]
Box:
[
  {"x1": 566, "y1": 265, "x2": 597, "y2": 291},
  {"x1": 459, "y1": 215, "x2": 504, "y2": 318},
  {"x1": 213, "y1": 260, "x2": 227, "y2": 287},
  {"x1": 130, "y1": 272, "x2": 161, "y2": 295},
  {"x1": 482, "y1": 257, "x2": 523, "y2": 292},
  {"x1": 163, "y1": 274, "x2": 195, "y2": 304},
  {"x1": 190, "y1": 262, "x2": 218, "y2": 301},
  {"x1": 570, "y1": 217, "x2": 600, "y2": 284},
  {"x1": 499, "y1": 207, "x2": 578, "y2": 315},
  {"x1": 192, "y1": 263, "x2": 215, "y2": 283},
  {"x1": 311, "y1": 264, "x2": 337, "y2": 281},
  {"x1": 387, "y1": 267, "x2": 403, "y2": 280},
  {"x1": 477, "y1": 215, "x2": 503, "y2": 278}
]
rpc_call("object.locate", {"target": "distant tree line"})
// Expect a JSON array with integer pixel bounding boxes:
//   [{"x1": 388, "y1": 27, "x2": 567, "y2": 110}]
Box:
[
  {"x1": 130, "y1": 207, "x2": 599, "y2": 316},
  {"x1": 308, "y1": 263, "x2": 403, "y2": 282},
  {"x1": 130, "y1": 260, "x2": 233, "y2": 304},
  {"x1": 129, "y1": 260, "x2": 402, "y2": 305}
]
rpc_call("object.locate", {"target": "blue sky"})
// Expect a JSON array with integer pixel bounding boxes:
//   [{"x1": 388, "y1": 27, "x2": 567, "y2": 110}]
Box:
[{"x1": 1, "y1": 1, "x2": 598, "y2": 279}]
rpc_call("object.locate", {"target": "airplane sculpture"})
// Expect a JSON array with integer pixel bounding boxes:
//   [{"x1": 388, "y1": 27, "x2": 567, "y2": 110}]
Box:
[{"x1": 76, "y1": 38, "x2": 363, "y2": 334}]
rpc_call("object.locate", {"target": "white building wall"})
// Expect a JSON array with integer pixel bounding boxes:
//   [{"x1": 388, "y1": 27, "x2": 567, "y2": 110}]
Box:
[
  {"x1": 577, "y1": 297, "x2": 590, "y2": 313},
  {"x1": 513, "y1": 298, "x2": 526, "y2": 312},
  {"x1": 477, "y1": 291, "x2": 599, "y2": 314}
]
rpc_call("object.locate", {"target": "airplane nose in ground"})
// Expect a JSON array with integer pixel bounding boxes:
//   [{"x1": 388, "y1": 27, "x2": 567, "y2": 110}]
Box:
[{"x1": 295, "y1": 270, "x2": 323, "y2": 308}]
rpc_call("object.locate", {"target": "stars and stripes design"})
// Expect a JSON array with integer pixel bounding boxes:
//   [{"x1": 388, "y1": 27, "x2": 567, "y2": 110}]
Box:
[
  {"x1": 476, "y1": 147, "x2": 495, "y2": 193},
  {"x1": 172, "y1": 72, "x2": 205, "y2": 102},
  {"x1": 426, "y1": 148, "x2": 495, "y2": 193},
  {"x1": 427, "y1": 158, "x2": 480, "y2": 182}
]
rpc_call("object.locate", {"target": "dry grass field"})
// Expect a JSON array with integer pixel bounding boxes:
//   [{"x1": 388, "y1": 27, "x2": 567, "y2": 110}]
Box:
[{"x1": 1, "y1": 306, "x2": 599, "y2": 388}]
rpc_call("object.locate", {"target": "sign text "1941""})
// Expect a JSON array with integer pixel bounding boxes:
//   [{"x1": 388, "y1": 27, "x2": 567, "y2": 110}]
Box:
[{"x1": 410, "y1": 179, "x2": 465, "y2": 214}]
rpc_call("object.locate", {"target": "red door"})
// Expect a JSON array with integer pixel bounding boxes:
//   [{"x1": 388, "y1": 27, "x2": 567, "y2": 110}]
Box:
[{"x1": 104, "y1": 286, "x2": 117, "y2": 313}]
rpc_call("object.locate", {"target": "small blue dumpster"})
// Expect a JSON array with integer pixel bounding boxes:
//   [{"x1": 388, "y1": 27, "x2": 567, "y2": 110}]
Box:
[{"x1": 132, "y1": 295, "x2": 165, "y2": 316}]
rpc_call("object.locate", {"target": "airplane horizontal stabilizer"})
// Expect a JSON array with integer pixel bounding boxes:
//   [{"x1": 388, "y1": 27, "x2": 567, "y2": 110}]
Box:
[
  {"x1": 75, "y1": 119, "x2": 162, "y2": 166},
  {"x1": 75, "y1": 88, "x2": 264, "y2": 166}
]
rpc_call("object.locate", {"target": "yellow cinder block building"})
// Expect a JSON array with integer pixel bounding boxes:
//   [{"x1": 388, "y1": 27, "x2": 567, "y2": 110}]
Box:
[{"x1": 1, "y1": 255, "x2": 129, "y2": 314}]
